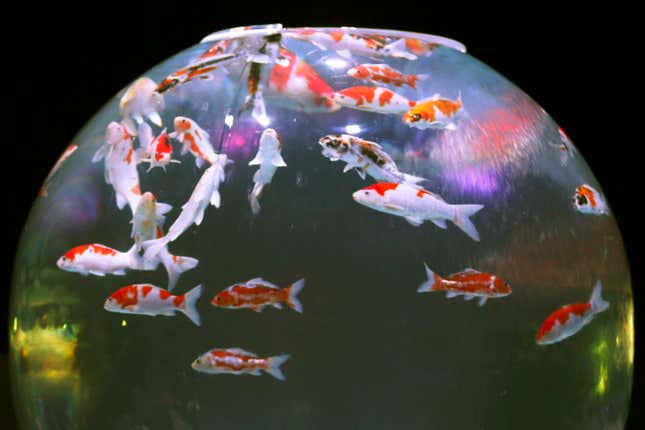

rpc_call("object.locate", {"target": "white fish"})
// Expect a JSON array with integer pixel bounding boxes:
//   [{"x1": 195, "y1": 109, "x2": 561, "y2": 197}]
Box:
[
  {"x1": 169, "y1": 116, "x2": 218, "y2": 168},
  {"x1": 119, "y1": 77, "x2": 165, "y2": 134},
  {"x1": 248, "y1": 129, "x2": 287, "y2": 214}
]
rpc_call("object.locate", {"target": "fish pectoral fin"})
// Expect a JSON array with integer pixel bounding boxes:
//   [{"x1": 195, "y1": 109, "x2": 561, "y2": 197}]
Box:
[
  {"x1": 273, "y1": 303, "x2": 283, "y2": 309},
  {"x1": 386, "y1": 204, "x2": 405, "y2": 212},
  {"x1": 124, "y1": 305, "x2": 139, "y2": 312},
  {"x1": 251, "y1": 369, "x2": 262, "y2": 376},
  {"x1": 356, "y1": 168, "x2": 367, "y2": 179},
  {"x1": 446, "y1": 292, "x2": 458, "y2": 299},
  {"x1": 89, "y1": 270, "x2": 107, "y2": 277},
  {"x1": 404, "y1": 215, "x2": 424, "y2": 226},
  {"x1": 342, "y1": 162, "x2": 356, "y2": 173},
  {"x1": 271, "y1": 155, "x2": 287, "y2": 167},
  {"x1": 478, "y1": 297, "x2": 488, "y2": 306},
  {"x1": 464, "y1": 294, "x2": 475, "y2": 301},
  {"x1": 194, "y1": 208, "x2": 206, "y2": 226},
  {"x1": 429, "y1": 218, "x2": 448, "y2": 229}
]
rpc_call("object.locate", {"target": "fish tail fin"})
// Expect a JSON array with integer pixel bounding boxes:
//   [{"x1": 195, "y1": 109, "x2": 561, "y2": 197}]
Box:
[
  {"x1": 155, "y1": 201, "x2": 173, "y2": 220},
  {"x1": 402, "y1": 173, "x2": 426, "y2": 184},
  {"x1": 265, "y1": 354, "x2": 290, "y2": 381},
  {"x1": 142, "y1": 237, "x2": 170, "y2": 261},
  {"x1": 181, "y1": 284, "x2": 203, "y2": 326},
  {"x1": 453, "y1": 204, "x2": 484, "y2": 241},
  {"x1": 590, "y1": 280, "x2": 610, "y2": 314},
  {"x1": 92, "y1": 142, "x2": 109, "y2": 163},
  {"x1": 249, "y1": 183, "x2": 265, "y2": 215},
  {"x1": 160, "y1": 251, "x2": 199, "y2": 291},
  {"x1": 125, "y1": 244, "x2": 142, "y2": 269},
  {"x1": 417, "y1": 262, "x2": 441, "y2": 292},
  {"x1": 285, "y1": 278, "x2": 305, "y2": 314}
]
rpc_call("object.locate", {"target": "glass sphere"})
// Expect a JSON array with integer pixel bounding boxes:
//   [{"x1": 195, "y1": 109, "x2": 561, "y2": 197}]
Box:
[{"x1": 9, "y1": 25, "x2": 633, "y2": 429}]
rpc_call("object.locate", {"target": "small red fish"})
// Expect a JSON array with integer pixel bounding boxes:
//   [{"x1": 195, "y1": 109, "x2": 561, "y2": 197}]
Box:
[
  {"x1": 191, "y1": 347, "x2": 290, "y2": 380},
  {"x1": 211, "y1": 277, "x2": 305, "y2": 313},
  {"x1": 347, "y1": 64, "x2": 428, "y2": 89}
]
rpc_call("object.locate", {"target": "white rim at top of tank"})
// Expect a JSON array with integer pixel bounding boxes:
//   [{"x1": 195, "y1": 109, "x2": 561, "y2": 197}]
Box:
[{"x1": 201, "y1": 24, "x2": 284, "y2": 43}]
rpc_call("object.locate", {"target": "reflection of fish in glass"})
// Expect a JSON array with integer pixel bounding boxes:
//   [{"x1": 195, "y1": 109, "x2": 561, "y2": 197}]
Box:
[
  {"x1": 191, "y1": 347, "x2": 290, "y2": 380},
  {"x1": 211, "y1": 277, "x2": 305, "y2": 313}
]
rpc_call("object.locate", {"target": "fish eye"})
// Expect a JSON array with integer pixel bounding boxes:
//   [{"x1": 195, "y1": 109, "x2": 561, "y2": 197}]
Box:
[
  {"x1": 364, "y1": 191, "x2": 369, "y2": 196},
  {"x1": 412, "y1": 114, "x2": 421, "y2": 121}
]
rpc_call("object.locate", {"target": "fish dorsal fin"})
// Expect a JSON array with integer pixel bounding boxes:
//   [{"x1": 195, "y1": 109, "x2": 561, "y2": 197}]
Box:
[
  {"x1": 225, "y1": 347, "x2": 257, "y2": 357},
  {"x1": 247, "y1": 277, "x2": 280, "y2": 289},
  {"x1": 461, "y1": 268, "x2": 479, "y2": 273}
]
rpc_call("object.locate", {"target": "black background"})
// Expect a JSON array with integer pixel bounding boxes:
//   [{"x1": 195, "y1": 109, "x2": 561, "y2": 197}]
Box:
[{"x1": 4, "y1": 2, "x2": 640, "y2": 428}]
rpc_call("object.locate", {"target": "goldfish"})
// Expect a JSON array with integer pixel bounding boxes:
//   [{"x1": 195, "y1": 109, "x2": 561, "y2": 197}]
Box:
[
  {"x1": 92, "y1": 122, "x2": 142, "y2": 214},
  {"x1": 347, "y1": 64, "x2": 428, "y2": 89},
  {"x1": 136, "y1": 123, "x2": 180, "y2": 172},
  {"x1": 248, "y1": 128, "x2": 287, "y2": 214},
  {"x1": 536, "y1": 281, "x2": 609, "y2": 345},
  {"x1": 119, "y1": 77, "x2": 165, "y2": 134},
  {"x1": 191, "y1": 347, "x2": 289, "y2": 380},
  {"x1": 573, "y1": 184, "x2": 609, "y2": 215},
  {"x1": 169, "y1": 116, "x2": 217, "y2": 168},
  {"x1": 211, "y1": 277, "x2": 305, "y2": 313},
  {"x1": 318, "y1": 134, "x2": 425, "y2": 184},
  {"x1": 57, "y1": 243, "x2": 150, "y2": 276},
  {"x1": 331, "y1": 86, "x2": 416, "y2": 115},
  {"x1": 417, "y1": 264, "x2": 511, "y2": 306},
  {"x1": 104, "y1": 284, "x2": 202, "y2": 326},
  {"x1": 267, "y1": 48, "x2": 339, "y2": 112},
  {"x1": 352, "y1": 182, "x2": 484, "y2": 241},
  {"x1": 156, "y1": 51, "x2": 238, "y2": 93},
  {"x1": 39, "y1": 144, "x2": 78, "y2": 197},
  {"x1": 402, "y1": 94, "x2": 463, "y2": 130},
  {"x1": 143, "y1": 156, "x2": 229, "y2": 261}
]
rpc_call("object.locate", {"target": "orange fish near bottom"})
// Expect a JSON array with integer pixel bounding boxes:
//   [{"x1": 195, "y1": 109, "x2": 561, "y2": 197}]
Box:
[
  {"x1": 211, "y1": 278, "x2": 305, "y2": 313},
  {"x1": 191, "y1": 348, "x2": 290, "y2": 380}
]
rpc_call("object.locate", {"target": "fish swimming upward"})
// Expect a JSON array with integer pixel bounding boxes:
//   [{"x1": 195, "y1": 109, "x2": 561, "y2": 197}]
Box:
[
  {"x1": 352, "y1": 182, "x2": 484, "y2": 241},
  {"x1": 169, "y1": 116, "x2": 218, "y2": 168},
  {"x1": 119, "y1": 77, "x2": 165, "y2": 134},
  {"x1": 191, "y1": 347, "x2": 290, "y2": 380},
  {"x1": 536, "y1": 281, "x2": 609, "y2": 345},
  {"x1": 347, "y1": 64, "x2": 428, "y2": 89},
  {"x1": 573, "y1": 184, "x2": 609, "y2": 215},
  {"x1": 211, "y1": 277, "x2": 305, "y2": 313},
  {"x1": 417, "y1": 264, "x2": 511, "y2": 306},
  {"x1": 402, "y1": 94, "x2": 463, "y2": 130},
  {"x1": 248, "y1": 128, "x2": 287, "y2": 214},
  {"x1": 136, "y1": 123, "x2": 180, "y2": 172},
  {"x1": 331, "y1": 86, "x2": 416, "y2": 115},
  {"x1": 318, "y1": 134, "x2": 425, "y2": 184},
  {"x1": 57, "y1": 243, "x2": 151, "y2": 276},
  {"x1": 104, "y1": 283, "x2": 202, "y2": 326}
]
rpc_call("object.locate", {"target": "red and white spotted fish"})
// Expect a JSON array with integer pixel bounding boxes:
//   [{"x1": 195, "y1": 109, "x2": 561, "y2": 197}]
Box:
[
  {"x1": 536, "y1": 281, "x2": 609, "y2": 345},
  {"x1": 404, "y1": 38, "x2": 440, "y2": 57},
  {"x1": 347, "y1": 64, "x2": 428, "y2": 89},
  {"x1": 352, "y1": 182, "x2": 484, "y2": 241},
  {"x1": 104, "y1": 283, "x2": 202, "y2": 326},
  {"x1": 155, "y1": 52, "x2": 238, "y2": 94},
  {"x1": 248, "y1": 128, "x2": 287, "y2": 214},
  {"x1": 39, "y1": 144, "x2": 78, "y2": 197},
  {"x1": 211, "y1": 278, "x2": 305, "y2": 313},
  {"x1": 92, "y1": 122, "x2": 142, "y2": 214},
  {"x1": 136, "y1": 123, "x2": 180, "y2": 172},
  {"x1": 191, "y1": 348, "x2": 290, "y2": 381},
  {"x1": 56, "y1": 243, "x2": 149, "y2": 276},
  {"x1": 417, "y1": 264, "x2": 511, "y2": 306},
  {"x1": 119, "y1": 77, "x2": 165, "y2": 134},
  {"x1": 267, "y1": 48, "x2": 339, "y2": 113},
  {"x1": 318, "y1": 134, "x2": 425, "y2": 184},
  {"x1": 169, "y1": 116, "x2": 217, "y2": 168},
  {"x1": 402, "y1": 94, "x2": 463, "y2": 130},
  {"x1": 331, "y1": 86, "x2": 416, "y2": 115},
  {"x1": 573, "y1": 184, "x2": 609, "y2": 215}
]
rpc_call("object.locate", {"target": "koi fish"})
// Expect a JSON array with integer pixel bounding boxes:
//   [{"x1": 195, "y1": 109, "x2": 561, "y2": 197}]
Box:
[
  {"x1": 119, "y1": 77, "x2": 165, "y2": 134},
  {"x1": 404, "y1": 38, "x2": 440, "y2": 56},
  {"x1": 211, "y1": 278, "x2": 305, "y2": 313},
  {"x1": 104, "y1": 284, "x2": 202, "y2": 326},
  {"x1": 347, "y1": 64, "x2": 428, "y2": 89},
  {"x1": 136, "y1": 123, "x2": 180, "y2": 172},
  {"x1": 267, "y1": 48, "x2": 339, "y2": 112},
  {"x1": 402, "y1": 94, "x2": 463, "y2": 130},
  {"x1": 131, "y1": 191, "x2": 173, "y2": 249},
  {"x1": 56, "y1": 243, "x2": 149, "y2": 276},
  {"x1": 548, "y1": 127, "x2": 576, "y2": 166},
  {"x1": 352, "y1": 182, "x2": 484, "y2": 241},
  {"x1": 248, "y1": 128, "x2": 287, "y2": 214},
  {"x1": 318, "y1": 134, "x2": 425, "y2": 184},
  {"x1": 573, "y1": 184, "x2": 608, "y2": 215},
  {"x1": 169, "y1": 116, "x2": 217, "y2": 168},
  {"x1": 92, "y1": 122, "x2": 142, "y2": 214},
  {"x1": 331, "y1": 86, "x2": 416, "y2": 115},
  {"x1": 191, "y1": 348, "x2": 290, "y2": 381},
  {"x1": 39, "y1": 144, "x2": 78, "y2": 197},
  {"x1": 156, "y1": 49, "x2": 237, "y2": 93},
  {"x1": 143, "y1": 156, "x2": 229, "y2": 260},
  {"x1": 417, "y1": 263, "x2": 511, "y2": 306},
  {"x1": 536, "y1": 281, "x2": 609, "y2": 345}
]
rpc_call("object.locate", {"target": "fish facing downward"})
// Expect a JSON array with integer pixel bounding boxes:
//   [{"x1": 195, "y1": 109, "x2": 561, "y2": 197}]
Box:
[
  {"x1": 536, "y1": 281, "x2": 609, "y2": 346},
  {"x1": 191, "y1": 347, "x2": 290, "y2": 381},
  {"x1": 318, "y1": 134, "x2": 425, "y2": 184},
  {"x1": 104, "y1": 284, "x2": 202, "y2": 326},
  {"x1": 347, "y1": 64, "x2": 428, "y2": 89},
  {"x1": 248, "y1": 128, "x2": 287, "y2": 214},
  {"x1": 119, "y1": 77, "x2": 165, "y2": 134},
  {"x1": 136, "y1": 123, "x2": 180, "y2": 172},
  {"x1": 331, "y1": 86, "x2": 416, "y2": 115},
  {"x1": 56, "y1": 243, "x2": 150, "y2": 276},
  {"x1": 211, "y1": 278, "x2": 305, "y2": 313},
  {"x1": 169, "y1": 116, "x2": 218, "y2": 168},
  {"x1": 417, "y1": 263, "x2": 511, "y2": 306},
  {"x1": 402, "y1": 94, "x2": 463, "y2": 130},
  {"x1": 352, "y1": 182, "x2": 484, "y2": 241},
  {"x1": 573, "y1": 184, "x2": 609, "y2": 215}
]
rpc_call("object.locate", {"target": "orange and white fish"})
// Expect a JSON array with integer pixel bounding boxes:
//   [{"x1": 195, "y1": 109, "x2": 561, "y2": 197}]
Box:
[
  {"x1": 402, "y1": 94, "x2": 463, "y2": 130},
  {"x1": 136, "y1": 123, "x2": 180, "y2": 172},
  {"x1": 39, "y1": 144, "x2": 78, "y2": 197},
  {"x1": 56, "y1": 243, "x2": 149, "y2": 276},
  {"x1": 352, "y1": 182, "x2": 484, "y2": 241},
  {"x1": 331, "y1": 86, "x2": 416, "y2": 115},
  {"x1": 169, "y1": 116, "x2": 217, "y2": 168},
  {"x1": 318, "y1": 134, "x2": 425, "y2": 184},
  {"x1": 536, "y1": 281, "x2": 609, "y2": 345},
  {"x1": 347, "y1": 64, "x2": 427, "y2": 89},
  {"x1": 211, "y1": 277, "x2": 305, "y2": 313},
  {"x1": 119, "y1": 77, "x2": 165, "y2": 134},
  {"x1": 573, "y1": 184, "x2": 608, "y2": 215},
  {"x1": 104, "y1": 283, "x2": 202, "y2": 326},
  {"x1": 267, "y1": 48, "x2": 339, "y2": 113},
  {"x1": 404, "y1": 38, "x2": 440, "y2": 56},
  {"x1": 92, "y1": 122, "x2": 142, "y2": 214},
  {"x1": 191, "y1": 347, "x2": 290, "y2": 380},
  {"x1": 248, "y1": 128, "x2": 287, "y2": 214},
  {"x1": 417, "y1": 264, "x2": 511, "y2": 306}
]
